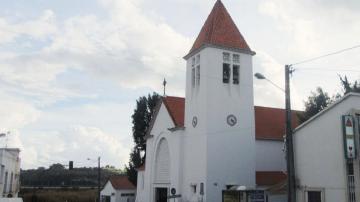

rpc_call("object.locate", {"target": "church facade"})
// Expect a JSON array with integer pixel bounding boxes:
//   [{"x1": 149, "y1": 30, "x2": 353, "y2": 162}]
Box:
[{"x1": 135, "y1": 1, "x2": 296, "y2": 202}]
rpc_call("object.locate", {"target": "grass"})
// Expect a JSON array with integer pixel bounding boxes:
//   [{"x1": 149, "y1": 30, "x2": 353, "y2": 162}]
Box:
[{"x1": 20, "y1": 188, "x2": 98, "y2": 202}]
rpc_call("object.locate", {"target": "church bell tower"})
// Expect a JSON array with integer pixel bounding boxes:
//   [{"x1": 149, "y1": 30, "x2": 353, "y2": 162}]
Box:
[{"x1": 182, "y1": 1, "x2": 256, "y2": 201}]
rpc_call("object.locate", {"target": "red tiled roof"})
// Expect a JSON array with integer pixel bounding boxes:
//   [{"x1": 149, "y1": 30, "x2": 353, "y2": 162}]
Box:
[
  {"x1": 163, "y1": 96, "x2": 185, "y2": 127},
  {"x1": 255, "y1": 106, "x2": 300, "y2": 140},
  {"x1": 256, "y1": 171, "x2": 287, "y2": 186},
  {"x1": 161, "y1": 97, "x2": 300, "y2": 140},
  {"x1": 188, "y1": 0, "x2": 252, "y2": 55},
  {"x1": 109, "y1": 176, "x2": 135, "y2": 190}
]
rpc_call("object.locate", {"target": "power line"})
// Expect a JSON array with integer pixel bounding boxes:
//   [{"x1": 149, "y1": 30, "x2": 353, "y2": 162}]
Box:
[
  {"x1": 291, "y1": 44, "x2": 360, "y2": 66},
  {"x1": 297, "y1": 68, "x2": 360, "y2": 73}
]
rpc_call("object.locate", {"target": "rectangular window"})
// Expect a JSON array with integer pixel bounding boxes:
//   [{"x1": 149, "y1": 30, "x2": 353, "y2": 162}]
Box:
[
  {"x1": 307, "y1": 191, "x2": 322, "y2": 202},
  {"x1": 357, "y1": 114, "x2": 360, "y2": 134},
  {"x1": 196, "y1": 65, "x2": 200, "y2": 86},
  {"x1": 192, "y1": 57, "x2": 196, "y2": 66},
  {"x1": 0, "y1": 166, "x2": 4, "y2": 184},
  {"x1": 3, "y1": 172, "x2": 8, "y2": 193},
  {"x1": 192, "y1": 68, "x2": 195, "y2": 88},
  {"x1": 223, "y1": 63, "x2": 230, "y2": 83},
  {"x1": 223, "y1": 52, "x2": 230, "y2": 62},
  {"x1": 233, "y1": 54, "x2": 240, "y2": 63},
  {"x1": 191, "y1": 185, "x2": 197, "y2": 194},
  {"x1": 233, "y1": 65, "x2": 239, "y2": 84},
  {"x1": 9, "y1": 172, "x2": 13, "y2": 192},
  {"x1": 196, "y1": 54, "x2": 200, "y2": 64}
]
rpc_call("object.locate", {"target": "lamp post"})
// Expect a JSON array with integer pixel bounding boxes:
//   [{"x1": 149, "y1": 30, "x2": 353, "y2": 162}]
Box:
[
  {"x1": 88, "y1": 157, "x2": 101, "y2": 202},
  {"x1": 254, "y1": 65, "x2": 296, "y2": 202}
]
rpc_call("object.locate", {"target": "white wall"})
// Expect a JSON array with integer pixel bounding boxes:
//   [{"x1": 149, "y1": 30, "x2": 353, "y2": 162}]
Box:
[
  {"x1": 184, "y1": 47, "x2": 256, "y2": 202},
  {"x1": 0, "y1": 149, "x2": 20, "y2": 198},
  {"x1": 137, "y1": 103, "x2": 184, "y2": 202},
  {"x1": 117, "y1": 189, "x2": 136, "y2": 202},
  {"x1": 101, "y1": 181, "x2": 116, "y2": 202},
  {"x1": 294, "y1": 94, "x2": 360, "y2": 202},
  {"x1": 101, "y1": 182, "x2": 136, "y2": 202},
  {"x1": 256, "y1": 140, "x2": 286, "y2": 172},
  {"x1": 135, "y1": 171, "x2": 144, "y2": 202}
]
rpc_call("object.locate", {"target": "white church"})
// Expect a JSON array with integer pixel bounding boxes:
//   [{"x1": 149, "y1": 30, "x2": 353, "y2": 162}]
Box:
[{"x1": 135, "y1": 1, "x2": 298, "y2": 202}]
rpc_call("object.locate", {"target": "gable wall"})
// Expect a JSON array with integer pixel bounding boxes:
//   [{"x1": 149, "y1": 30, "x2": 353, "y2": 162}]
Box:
[
  {"x1": 101, "y1": 181, "x2": 116, "y2": 202},
  {"x1": 294, "y1": 95, "x2": 360, "y2": 202}
]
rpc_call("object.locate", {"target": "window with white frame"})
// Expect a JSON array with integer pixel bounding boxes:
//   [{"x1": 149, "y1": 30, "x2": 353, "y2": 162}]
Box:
[
  {"x1": 196, "y1": 65, "x2": 200, "y2": 86},
  {"x1": 306, "y1": 190, "x2": 323, "y2": 202},
  {"x1": 191, "y1": 184, "x2": 197, "y2": 194},
  {"x1": 223, "y1": 52, "x2": 230, "y2": 62},
  {"x1": 233, "y1": 54, "x2": 240, "y2": 63},
  {"x1": 223, "y1": 52, "x2": 241, "y2": 85},
  {"x1": 233, "y1": 65, "x2": 239, "y2": 84},
  {"x1": 196, "y1": 54, "x2": 200, "y2": 64},
  {"x1": 3, "y1": 171, "x2": 8, "y2": 193},
  {"x1": 191, "y1": 57, "x2": 195, "y2": 88},
  {"x1": 223, "y1": 63, "x2": 230, "y2": 83},
  {"x1": 196, "y1": 54, "x2": 200, "y2": 86},
  {"x1": 223, "y1": 52, "x2": 231, "y2": 83}
]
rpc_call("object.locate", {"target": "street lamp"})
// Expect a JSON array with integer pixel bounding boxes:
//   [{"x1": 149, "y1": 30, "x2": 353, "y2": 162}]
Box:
[
  {"x1": 88, "y1": 157, "x2": 101, "y2": 202},
  {"x1": 254, "y1": 73, "x2": 285, "y2": 92},
  {"x1": 254, "y1": 65, "x2": 296, "y2": 202}
]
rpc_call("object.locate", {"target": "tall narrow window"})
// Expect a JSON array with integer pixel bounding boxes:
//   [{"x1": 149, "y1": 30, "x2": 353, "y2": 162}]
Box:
[
  {"x1": 9, "y1": 172, "x2": 13, "y2": 192},
  {"x1": 223, "y1": 63, "x2": 230, "y2": 83},
  {"x1": 4, "y1": 172, "x2": 8, "y2": 193},
  {"x1": 196, "y1": 65, "x2": 200, "y2": 86},
  {"x1": 233, "y1": 65, "x2": 239, "y2": 84},
  {"x1": 192, "y1": 68, "x2": 195, "y2": 88}
]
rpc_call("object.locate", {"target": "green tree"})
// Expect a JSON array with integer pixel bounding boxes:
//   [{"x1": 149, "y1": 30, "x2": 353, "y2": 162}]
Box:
[
  {"x1": 339, "y1": 75, "x2": 360, "y2": 95},
  {"x1": 126, "y1": 92, "x2": 160, "y2": 185},
  {"x1": 298, "y1": 87, "x2": 333, "y2": 123}
]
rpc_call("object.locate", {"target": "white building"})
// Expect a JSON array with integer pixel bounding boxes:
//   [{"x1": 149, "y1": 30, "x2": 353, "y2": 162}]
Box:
[
  {"x1": 101, "y1": 175, "x2": 136, "y2": 202},
  {"x1": 0, "y1": 148, "x2": 21, "y2": 198},
  {"x1": 294, "y1": 93, "x2": 360, "y2": 202},
  {"x1": 135, "y1": 1, "x2": 299, "y2": 202}
]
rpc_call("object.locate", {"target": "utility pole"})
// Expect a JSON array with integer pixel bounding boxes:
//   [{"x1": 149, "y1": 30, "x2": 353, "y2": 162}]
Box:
[
  {"x1": 285, "y1": 65, "x2": 296, "y2": 202},
  {"x1": 98, "y1": 157, "x2": 101, "y2": 202}
]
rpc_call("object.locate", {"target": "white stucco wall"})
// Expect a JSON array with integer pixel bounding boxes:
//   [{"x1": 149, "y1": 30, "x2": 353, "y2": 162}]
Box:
[
  {"x1": 137, "y1": 103, "x2": 185, "y2": 202},
  {"x1": 101, "y1": 182, "x2": 136, "y2": 202},
  {"x1": 256, "y1": 140, "x2": 286, "y2": 172},
  {"x1": 101, "y1": 182, "x2": 116, "y2": 202},
  {"x1": 184, "y1": 47, "x2": 256, "y2": 202},
  {"x1": 135, "y1": 171, "x2": 145, "y2": 202},
  {"x1": 0, "y1": 149, "x2": 20, "y2": 198},
  {"x1": 294, "y1": 94, "x2": 360, "y2": 202}
]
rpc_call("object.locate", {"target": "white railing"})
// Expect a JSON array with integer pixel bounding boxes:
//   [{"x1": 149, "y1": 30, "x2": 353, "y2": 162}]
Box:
[{"x1": 348, "y1": 175, "x2": 356, "y2": 202}]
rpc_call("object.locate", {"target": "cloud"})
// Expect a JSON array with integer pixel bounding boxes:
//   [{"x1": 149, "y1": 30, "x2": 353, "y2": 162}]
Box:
[
  {"x1": 0, "y1": 10, "x2": 57, "y2": 45},
  {"x1": 17, "y1": 101, "x2": 135, "y2": 169},
  {"x1": 0, "y1": 91, "x2": 40, "y2": 129},
  {"x1": 255, "y1": 0, "x2": 360, "y2": 109},
  {"x1": 258, "y1": 0, "x2": 360, "y2": 58}
]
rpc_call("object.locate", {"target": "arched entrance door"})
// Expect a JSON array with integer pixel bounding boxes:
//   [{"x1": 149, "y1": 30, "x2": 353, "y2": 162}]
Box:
[{"x1": 154, "y1": 138, "x2": 170, "y2": 202}]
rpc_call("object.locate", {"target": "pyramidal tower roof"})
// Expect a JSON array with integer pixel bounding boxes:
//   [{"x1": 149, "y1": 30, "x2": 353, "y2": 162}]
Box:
[{"x1": 185, "y1": 0, "x2": 254, "y2": 58}]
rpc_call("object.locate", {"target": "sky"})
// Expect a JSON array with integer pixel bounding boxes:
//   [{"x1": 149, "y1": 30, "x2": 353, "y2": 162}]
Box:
[{"x1": 0, "y1": 0, "x2": 359, "y2": 169}]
